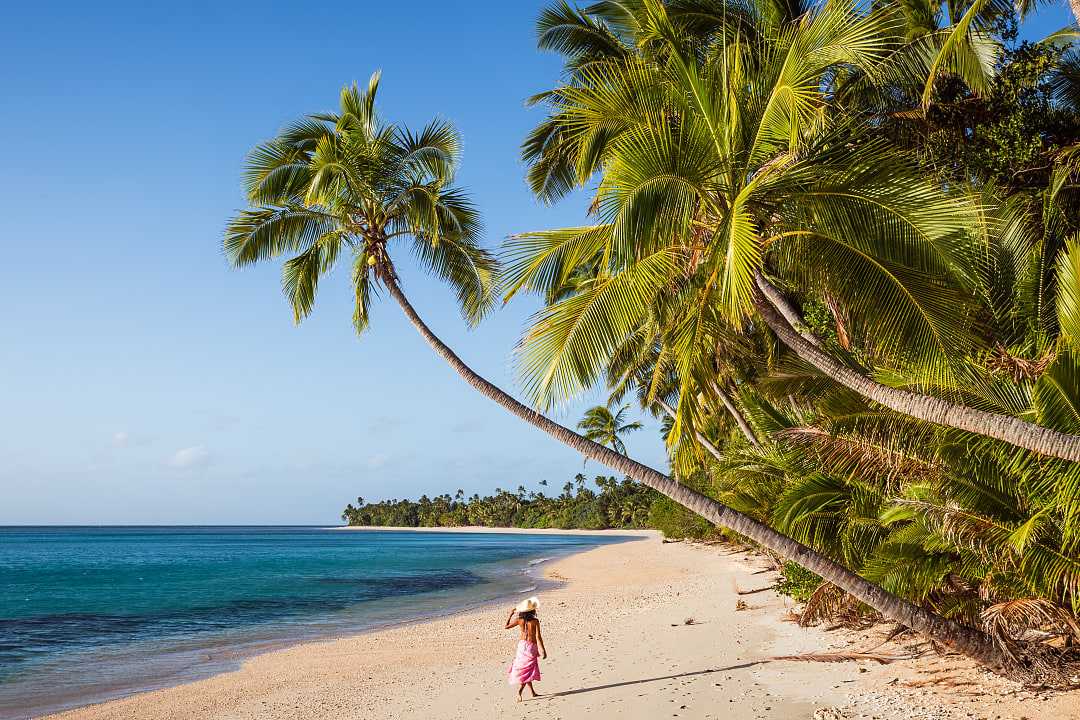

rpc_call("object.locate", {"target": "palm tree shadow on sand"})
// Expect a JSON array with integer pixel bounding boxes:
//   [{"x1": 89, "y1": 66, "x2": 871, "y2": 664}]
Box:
[{"x1": 530, "y1": 660, "x2": 769, "y2": 700}]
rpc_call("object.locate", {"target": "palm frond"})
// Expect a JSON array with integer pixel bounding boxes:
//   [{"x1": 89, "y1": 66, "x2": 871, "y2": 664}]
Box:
[{"x1": 515, "y1": 249, "x2": 676, "y2": 408}]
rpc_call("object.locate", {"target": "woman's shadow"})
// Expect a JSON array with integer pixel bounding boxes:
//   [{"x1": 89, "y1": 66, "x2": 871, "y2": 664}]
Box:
[{"x1": 531, "y1": 660, "x2": 769, "y2": 700}]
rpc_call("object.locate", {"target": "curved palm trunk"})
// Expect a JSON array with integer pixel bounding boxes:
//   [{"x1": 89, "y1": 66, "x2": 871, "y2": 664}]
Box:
[
  {"x1": 715, "y1": 385, "x2": 764, "y2": 451},
  {"x1": 657, "y1": 399, "x2": 726, "y2": 460},
  {"x1": 756, "y1": 275, "x2": 822, "y2": 349},
  {"x1": 384, "y1": 272, "x2": 1004, "y2": 669},
  {"x1": 754, "y1": 272, "x2": 1080, "y2": 464}
]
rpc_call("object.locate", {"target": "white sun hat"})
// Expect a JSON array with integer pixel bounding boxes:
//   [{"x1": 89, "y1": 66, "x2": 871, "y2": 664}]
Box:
[{"x1": 516, "y1": 596, "x2": 540, "y2": 613}]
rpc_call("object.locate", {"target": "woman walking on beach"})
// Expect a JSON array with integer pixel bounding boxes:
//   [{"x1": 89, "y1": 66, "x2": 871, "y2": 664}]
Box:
[{"x1": 505, "y1": 596, "x2": 546, "y2": 701}]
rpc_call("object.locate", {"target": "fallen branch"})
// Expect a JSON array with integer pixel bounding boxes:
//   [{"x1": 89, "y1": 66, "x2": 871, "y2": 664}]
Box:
[{"x1": 772, "y1": 651, "x2": 915, "y2": 664}]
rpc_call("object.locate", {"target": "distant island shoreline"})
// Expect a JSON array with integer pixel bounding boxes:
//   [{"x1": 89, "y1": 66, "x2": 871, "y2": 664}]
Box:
[
  {"x1": 329, "y1": 525, "x2": 657, "y2": 536},
  {"x1": 339, "y1": 475, "x2": 712, "y2": 539}
]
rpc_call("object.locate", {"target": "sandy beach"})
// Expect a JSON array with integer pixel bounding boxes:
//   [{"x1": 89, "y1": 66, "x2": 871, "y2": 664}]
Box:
[{"x1": 45, "y1": 533, "x2": 1080, "y2": 720}]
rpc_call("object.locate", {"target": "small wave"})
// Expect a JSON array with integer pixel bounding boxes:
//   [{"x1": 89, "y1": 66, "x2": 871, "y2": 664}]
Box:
[
  {"x1": 527, "y1": 557, "x2": 553, "y2": 566},
  {"x1": 516, "y1": 584, "x2": 538, "y2": 594}
]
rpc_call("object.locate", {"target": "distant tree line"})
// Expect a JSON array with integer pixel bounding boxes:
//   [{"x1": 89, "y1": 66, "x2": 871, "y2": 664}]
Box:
[{"x1": 341, "y1": 474, "x2": 695, "y2": 532}]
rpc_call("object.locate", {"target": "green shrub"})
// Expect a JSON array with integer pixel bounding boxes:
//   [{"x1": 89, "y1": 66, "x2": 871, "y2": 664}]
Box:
[
  {"x1": 647, "y1": 497, "x2": 713, "y2": 539},
  {"x1": 774, "y1": 562, "x2": 822, "y2": 602}
]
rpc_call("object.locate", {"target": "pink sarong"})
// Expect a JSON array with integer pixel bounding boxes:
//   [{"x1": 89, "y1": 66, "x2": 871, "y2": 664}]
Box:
[{"x1": 507, "y1": 640, "x2": 541, "y2": 685}]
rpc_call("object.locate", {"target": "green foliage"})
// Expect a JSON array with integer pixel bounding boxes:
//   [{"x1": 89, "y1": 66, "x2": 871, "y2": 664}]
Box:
[
  {"x1": 889, "y1": 41, "x2": 1080, "y2": 191},
  {"x1": 775, "y1": 562, "x2": 823, "y2": 603},
  {"x1": 647, "y1": 496, "x2": 714, "y2": 540},
  {"x1": 800, "y1": 301, "x2": 839, "y2": 346},
  {"x1": 504, "y1": 0, "x2": 1080, "y2": 636},
  {"x1": 646, "y1": 471, "x2": 718, "y2": 540},
  {"x1": 224, "y1": 73, "x2": 498, "y2": 335},
  {"x1": 577, "y1": 403, "x2": 643, "y2": 456},
  {"x1": 717, "y1": 395, "x2": 1080, "y2": 618},
  {"x1": 342, "y1": 476, "x2": 659, "y2": 532},
  {"x1": 508, "y1": 0, "x2": 987, "y2": 419}
]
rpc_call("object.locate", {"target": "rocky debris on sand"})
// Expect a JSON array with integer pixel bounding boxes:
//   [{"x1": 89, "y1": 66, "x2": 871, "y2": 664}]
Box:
[{"x1": 813, "y1": 708, "x2": 847, "y2": 719}]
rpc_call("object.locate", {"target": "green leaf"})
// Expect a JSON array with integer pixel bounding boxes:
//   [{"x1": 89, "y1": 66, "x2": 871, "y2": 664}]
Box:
[{"x1": 1056, "y1": 235, "x2": 1080, "y2": 350}]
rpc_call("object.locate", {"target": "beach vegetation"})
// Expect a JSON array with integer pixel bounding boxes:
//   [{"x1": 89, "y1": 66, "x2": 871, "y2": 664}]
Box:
[
  {"x1": 775, "y1": 562, "x2": 824, "y2": 604},
  {"x1": 341, "y1": 475, "x2": 657, "y2": 530},
  {"x1": 647, "y1": 496, "x2": 715, "y2": 540},
  {"x1": 645, "y1": 471, "x2": 717, "y2": 540},
  {"x1": 507, "y1": 0, "x2": 1080, "y2": 677}
]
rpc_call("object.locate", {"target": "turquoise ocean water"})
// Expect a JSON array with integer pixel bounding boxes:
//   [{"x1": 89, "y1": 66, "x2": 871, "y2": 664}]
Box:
[{"x1": 0, "y1": 526, "x2": 635, "y2": 719}]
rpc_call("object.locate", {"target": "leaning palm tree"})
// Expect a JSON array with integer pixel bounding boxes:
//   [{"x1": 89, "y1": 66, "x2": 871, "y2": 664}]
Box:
[
  {"x1": 578, "y1": 404, "x2": 643, "y2": 455},
  {"x1": 225, "y1": 73, "x2": 1003, "y2": 667}
]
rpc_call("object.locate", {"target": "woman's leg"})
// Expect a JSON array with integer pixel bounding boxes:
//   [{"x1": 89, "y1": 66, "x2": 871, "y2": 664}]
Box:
[
  {"x1": 517, "y1": 683, "x2": 525, "y2": 702},
  {"x1": 527, "y1": 681, "x2": 538, "y2": 698}
]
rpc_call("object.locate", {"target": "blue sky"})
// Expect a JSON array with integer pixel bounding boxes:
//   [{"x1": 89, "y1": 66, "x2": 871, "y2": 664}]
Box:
[
  {"x1": 0, "y1": 0, "x2": 675, "y2": 525},
  {"x1": 1, "y1": 2, "x2": 1073, "y2": 525}
]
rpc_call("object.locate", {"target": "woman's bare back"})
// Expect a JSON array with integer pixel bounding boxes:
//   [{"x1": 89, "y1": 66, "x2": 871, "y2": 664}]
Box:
[
  {"x1": 504, "y1": 606, "x2": 547, "y2": 665},
  {"x1": 519, "y1": 617, "x2": 539, "y2": 643}
]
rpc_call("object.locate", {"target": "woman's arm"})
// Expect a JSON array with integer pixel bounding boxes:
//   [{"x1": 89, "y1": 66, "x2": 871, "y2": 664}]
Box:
[
  {"x1": 504, "y1": 609, "x2": 519, "y2": 630},
  {"x1": 536, "y1": 622, "x2": 547, "y2": 659}
]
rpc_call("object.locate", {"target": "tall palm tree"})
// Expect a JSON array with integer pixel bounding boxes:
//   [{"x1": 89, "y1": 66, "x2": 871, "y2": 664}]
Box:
[
  {"x1": 225, "y1": 72, "x2": 498, "y2": 333},
  {"x1": 578, "y1": 403, "x2": 644, "y2": 455},
  {"x1": 512, "y1": 0, "x2": 1080, "y2": 466},
  {"x1": 225, "y1": 74, "x2": 1002, "y2": 667}
]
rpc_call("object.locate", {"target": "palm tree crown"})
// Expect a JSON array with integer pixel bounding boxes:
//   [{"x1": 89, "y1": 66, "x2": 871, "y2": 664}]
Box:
[
  {"x1": 577, "y1": 403, "x2": 644, "y2": 455},
  {"x1": 224, "y1": 71, "x2": 497, "y2": 332}
]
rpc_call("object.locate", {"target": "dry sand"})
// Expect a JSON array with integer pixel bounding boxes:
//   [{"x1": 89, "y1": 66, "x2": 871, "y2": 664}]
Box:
[{"x1": 46, "y1": 533, "x2": 1080, "y2": 720}]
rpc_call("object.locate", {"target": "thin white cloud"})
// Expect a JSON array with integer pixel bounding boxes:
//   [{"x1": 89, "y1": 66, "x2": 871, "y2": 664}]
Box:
[
  {"x1": 366, "y1": 453, "x2": 389, "y2": 469},
  {"x1": 169, "y1": 445, "x2": 210, "y2": 469},
  {"x1": 112, "y1": 430, "x2": 153, "y2": 448}
]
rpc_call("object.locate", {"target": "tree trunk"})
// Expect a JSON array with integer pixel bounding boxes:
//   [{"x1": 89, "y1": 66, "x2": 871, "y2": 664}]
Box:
[
  {"x1": 659, "y1": 391, "x2": 761, "y2": 452},
  {"x1": 384, "y1": 272, "x2": 1004, "y2": 669},
  {"x1": 753, "y1": 272, "x2": 1080, "y2": 464},
  {"x1": 1072, "y1": 0, "x2": 1080, "y2": 28},
  {"x1": 715, "y1": 385, "x2": 763, "y2": 451},
  {"x1": 657, "y1": 399, "x2": 726, "y2": 461},
  {"x1": 755, "y1": 274, "x2": 822, "y2": 348}
]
